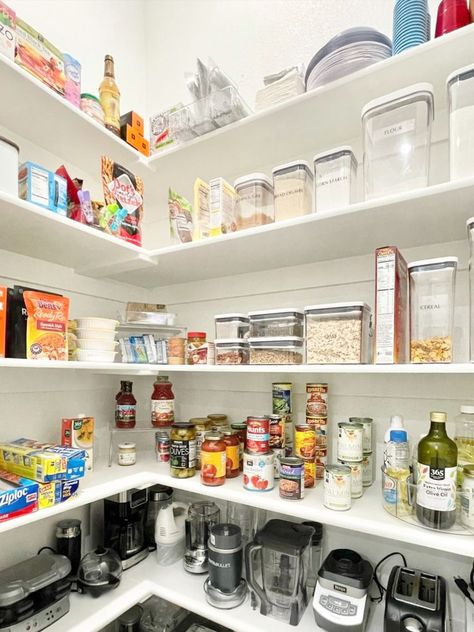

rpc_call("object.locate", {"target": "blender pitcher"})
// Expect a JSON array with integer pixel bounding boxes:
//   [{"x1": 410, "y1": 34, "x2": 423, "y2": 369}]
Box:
[
  {"x1": 184, "y1": 501, "x2": 220, "y2": 573},
  {"x1": 245, "y1": 519, "x2": 314, "y2": 626}
]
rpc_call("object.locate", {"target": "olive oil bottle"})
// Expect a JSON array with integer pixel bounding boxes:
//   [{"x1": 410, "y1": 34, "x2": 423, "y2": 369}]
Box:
[
  {"x1": 99, "y1": 54, "x2": 120, "y2": 136},
  {"x1": 416, "y1": 411, "x2": 457, "y2": 529}
]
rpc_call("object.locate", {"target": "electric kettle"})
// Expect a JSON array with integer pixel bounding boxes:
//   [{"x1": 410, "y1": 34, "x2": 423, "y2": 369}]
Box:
[{"x1": 155, "y1": 499, "x2": 188, "y2": 566}]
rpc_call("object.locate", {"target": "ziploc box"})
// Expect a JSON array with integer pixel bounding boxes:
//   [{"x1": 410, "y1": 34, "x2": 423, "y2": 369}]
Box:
[
  {"x1": 0, "y1": 1, "x2": 16, "y2": 61},
  {"x1": 0, "y1": 470, "x2": 38, "y2": 522},
  {"x1": 19, "y1": 162, "x2": 67, "y2": 215},
  {"x1": 38, "y1": 478, "x2": 80, "y2": 509}
]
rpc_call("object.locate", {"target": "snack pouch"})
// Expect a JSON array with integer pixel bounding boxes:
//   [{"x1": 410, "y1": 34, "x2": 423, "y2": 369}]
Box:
[
  {"x1": 168, "y1": 188, "x2": 194, "y2": 244},
  {"x1": 23, "y1": 291, "x2": 69, "y2": 361}
]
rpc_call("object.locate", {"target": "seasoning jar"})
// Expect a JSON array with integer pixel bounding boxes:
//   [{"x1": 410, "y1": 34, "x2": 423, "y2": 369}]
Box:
[
  {"x1": 187, "y1": 331, "x2": 207, "y2": 365},
  {"x1": 447, "y1": 64, "x2": 474, "y2": 181},
  {"x1": 190, "y1": 417, "x2": 212, "y2": 468},
  {"x1": 170, "y1": 422, "x2": 196, "y2": 478},
  {"x1": 222, "y1": 430, "x2": 240, "y2": 478},
  {"x1": 207, "y1": 414, "x2": 229, "y2": 432},
  {"x1": 80, "y1": 93, "x2": 105, "y2": 125},
  {"x1": 118, "y1": 442, "x2": 136, "y2": 466},
  {"x1": 234, "y1": 173, "x2": 274, "y2": 229},
  {"x1": 231, "y1": 422, "x2": 247, "y2": 470},
  {"x1": 151, "y1": 375, "x2": 175, "y2": 427},
  {"x1": 461, "y1": 465, "x2": 474, "y2": 529},
  {"x1": 201, "y1": 432, "x2": 227, "y2": 486},
  {"x1": 408, "y1": 257, "x2": 458, "y2": 363},
  {"x1": 272, "y1": 160, "x2": 313, "y2": 221},
  {"x1": 115, "y1": 381, "x2": 136, "y2": 429},
  {"x1": 313, "y1": 146, "x2": 357, "y2": 212}
]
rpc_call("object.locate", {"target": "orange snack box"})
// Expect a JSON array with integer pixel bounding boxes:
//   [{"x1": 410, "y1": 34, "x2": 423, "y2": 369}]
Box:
[
  {"x1": 0, "y1": 286, "x2": 6, "y2": 358},
  {"x1": 23, "y1": 291, "x2": 69, "y2": 361},
  {"x1": 120, "y1": 111, "x2": 144, "y2": 136},
  {"x1": 122, "y1": 124, "x2": 149, "y2": 156}
]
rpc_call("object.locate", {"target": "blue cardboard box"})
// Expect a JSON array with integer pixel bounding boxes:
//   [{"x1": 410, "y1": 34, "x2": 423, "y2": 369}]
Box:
[{"x1": 19, "y1": 161, "x2": 67, "y2": 216}]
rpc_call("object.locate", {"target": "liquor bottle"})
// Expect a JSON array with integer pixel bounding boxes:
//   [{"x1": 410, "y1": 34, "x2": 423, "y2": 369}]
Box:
[
  {"x1": 99, "y1": 54, "x2": 120, "y2": 136},
  {"x1": 416, "y1": 411, "x2": 457, "y2": 529}
]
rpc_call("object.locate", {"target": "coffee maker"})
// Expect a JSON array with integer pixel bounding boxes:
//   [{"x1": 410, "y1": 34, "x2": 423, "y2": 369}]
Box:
[
  {"x1": 184, "y1": 501, "x2": 220, "y2": 574},
  {"x1": 104, "y1": 488, "x2": 149, "y2": 570}
]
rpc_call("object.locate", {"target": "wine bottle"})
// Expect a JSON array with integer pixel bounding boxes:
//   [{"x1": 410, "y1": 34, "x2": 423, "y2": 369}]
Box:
[
  {"x1": 416, "y1": 411, "x2": 457, "y2": 529},
  {"x1": 99, "y1": 55, "x2": 120, "y2": 136}
]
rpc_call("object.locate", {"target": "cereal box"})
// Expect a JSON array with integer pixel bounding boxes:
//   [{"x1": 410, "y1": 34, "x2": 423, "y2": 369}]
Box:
[
  {"x1": 0, "y1": 470, "x2": 38, "y2": 522},
  {"x1": 0, "y1": 1, "x2": 15, "y2": 61},
  {"x1": 61, "y1": 417, "x2": 94, "y2": 473}
]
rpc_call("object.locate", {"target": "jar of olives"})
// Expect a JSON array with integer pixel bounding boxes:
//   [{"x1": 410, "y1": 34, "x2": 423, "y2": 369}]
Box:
[
  {"x1": 190, "y1": 417, "x2": 212, "y2": 469},
  {"x1": 170, "y1": 422, "x2": 196, "y2": 478}
]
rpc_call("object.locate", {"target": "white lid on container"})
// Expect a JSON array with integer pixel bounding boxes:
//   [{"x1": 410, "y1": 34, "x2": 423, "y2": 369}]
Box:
[
  {"x1": 272, "y1": 160, "x2": 313, "y2": 178},
  {"x1": 234, "y1": 173, "x2": 273, "y2": 189},
  {"x1": 118, "y1": 442, "x2": 136, "y2": 449},
  {"x1": 313, "y1": 146, "x2": 356, "y2": 163},
  {"x1": 215, "y1": 338, "x2": 249, "y2": 345},
  {"x1": 248, "y1": 308, "x2": 304, "y2": 317},
  {"x1": 460, "y1": 405, "x2": 474, "y2": 414},
  {"x1": 447, "y1": 63, "x2": 474, "y2": 88},
  {"x1": 0, "y1": 136, "x2": 19, "y2": 152},
  {"x1": 361, "y1": 82, "x2": 435, "y2": 119},
  {"x1": 214, "y1": 313, "x2": 249, "y2": 321},
  {"x1": 304, "y1": 301, "x2": 370, "y2": 312},
  {"x1": 407, "y1": 256, "x2": 458, "y2": 270},
  {"x1": 466, "y1": 216, "x2": 474, "y2": 229},
  {"x1": 248, "y1": 336, "x2": 304, "y2": 345}
]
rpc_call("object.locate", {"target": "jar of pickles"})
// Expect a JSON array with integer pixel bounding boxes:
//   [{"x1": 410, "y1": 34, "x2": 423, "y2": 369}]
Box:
[
  {"x1": 222, "y1": 430, "x2": 240, "y2": 478},
  {"x1": 201, "y1": 432, "x2": 227, "y2": 486},
  {"x1": 190, "y1": 417, "x2": 212, "y2": 469},
  {"x1": 170, "y1": 422, "x2": 196, "y2": 478}
]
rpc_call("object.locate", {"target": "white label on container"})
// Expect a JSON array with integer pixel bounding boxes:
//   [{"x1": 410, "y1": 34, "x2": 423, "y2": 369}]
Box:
[
  {"x1": 31, "y1": 168, "x2": 50, "y2": 205},
  {"x1": 415, "y1": 294, "x2": 449, "y2": 329},
  {"x1": 416, "y1": 463, "x2": 456, "y2": 511},
  {"x1": 374, "y1": 118, "x2": 416, "y2": 142}
]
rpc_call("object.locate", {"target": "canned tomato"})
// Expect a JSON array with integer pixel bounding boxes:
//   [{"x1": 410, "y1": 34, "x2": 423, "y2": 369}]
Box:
[
  {"x1": 324, "y1": 465, "x2": 351, "y2": 511},
  {"x1": 246, "y1": 416, "x2": 270, "y2": 454},
  {"x1": 338, "y1": 459, "x2": 363, "y2": 498},
  {"x1": 303, "y1": 458, "x2": 316, "y2": 488},
  {"x1": 272, "y1": 447, "x2": 285, "y2": 478},
  {"x1": 349, "y1": 417, "x2": 373, "y2": 453},
  {"x1": 243, "y1": 450, "x2": 274, "y2": 492},
  {"x1": 362, "y1": 452, "x2": 374, "y2": 487},
  {"x1": 315, "y1": 447, "x2": 327, "y2": 480},
  {"x1": 269, "y1": 414, "x2": 285, "y2": 449},
  {"x1": 306, "y1": 383, "x2": 328, "y2": 416},
  {"x1": 295, "y1": 425, "x2": 316, "y2": 459},
  {"x1": 337, "y1": 422, "x2": 363, "y2": 462},
  {"x1": 279, "y1": 457, "x2": 304, "y2": 500},
  {"x1": 272, "y1": 382, "x2": 292, "y2": 414},
  {"x1": 155, "y1": 431, "x2": 170, "y2": 463}
]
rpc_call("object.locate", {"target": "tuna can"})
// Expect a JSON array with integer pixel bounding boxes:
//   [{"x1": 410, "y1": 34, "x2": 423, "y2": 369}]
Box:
[
  {"x1": 362, "y1": 452, "x2": 374, "y2": 487},
  {"x1": 315, "y1": 448, "x2": 327, "y2": 480},
  {"x1": 349, "y1": 417, "x2": 373, "y2": 453},
  {"x1": 243, "y1": 450, "x2": 274, "y2": 492},
  {"x1": 295, "y1": 424, "x2": 316, "y2": 459},
  {"x1": 272, "y1": 382, "x2": 292, "y2": 414},
  {"x1": 338, "y1": 459, "x2": 363, "y2": 498},
  {"x1": 324, "y1": 465, "x2": 352, "y2": 511},
  {"x1": 246, "y1": 416, "x2": 270, "y2": 454},
  {"x1": 303, "y1": 458, "x2": 316, "y2": 488},
  {"x1": 155, "y1": 431, "x2": 170, "y2": 463},
  {"x1": 269, "y1": 414, "x2": 285, "y2": 449},
  {"x1": 337, "y1": 422, "x2": 363, "y2": 462},
  {"x1": 272, "y1": 447, "x2": 285, "y2": 478},
  {"x1": 279, "y1": 457, "x2": 305, "y2": 500},
  {"x1": 306, "y1": 383, "x2": 328, "y2": 416}
]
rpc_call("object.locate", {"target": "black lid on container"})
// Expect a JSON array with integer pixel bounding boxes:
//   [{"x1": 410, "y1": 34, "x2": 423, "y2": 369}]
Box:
[
  {"x1": 302, "y1": 521, "x2": 323, "y2": 545},
  {"x1": 118, "y1": 604, "x2": 143, "y2": 625},
  {"x1": 210, "y1": 523, "x2": 242, "y2": 549},
  {"x1": 318, "y1": 549, "x2": 373, "y2": 589},
  {"x1": 148, "y1": 484, "x2": 173, "y2": 502},
  {"x1": 254, "y1": 519, "x2": 314, "y2": 554}
]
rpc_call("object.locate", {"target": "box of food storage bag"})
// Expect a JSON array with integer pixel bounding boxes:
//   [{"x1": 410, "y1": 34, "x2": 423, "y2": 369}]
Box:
[{"x1": 0, "y1": 470, "x2": 38, "y2": 521}]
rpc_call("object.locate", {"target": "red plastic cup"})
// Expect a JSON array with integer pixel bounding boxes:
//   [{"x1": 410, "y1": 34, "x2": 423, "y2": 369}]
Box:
[{"x1": 435, "y1": 0, "x2": 471, "y2": 37}]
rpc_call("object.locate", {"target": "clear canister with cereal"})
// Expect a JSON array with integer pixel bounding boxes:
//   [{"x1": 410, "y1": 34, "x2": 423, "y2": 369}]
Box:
[{"x1": 215, "y1": 339, "x2": 249, "y2": 364}]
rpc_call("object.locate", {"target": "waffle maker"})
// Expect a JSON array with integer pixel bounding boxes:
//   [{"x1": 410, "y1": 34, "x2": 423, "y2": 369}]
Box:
[{"x1": 0, "y1": 553, "x2": 71, "y2": 632}]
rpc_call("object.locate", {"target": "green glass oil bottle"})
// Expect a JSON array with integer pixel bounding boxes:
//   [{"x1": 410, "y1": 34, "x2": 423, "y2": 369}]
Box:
[{"x1": 416, "y1": 411, "x2": 458, "y2": 530}]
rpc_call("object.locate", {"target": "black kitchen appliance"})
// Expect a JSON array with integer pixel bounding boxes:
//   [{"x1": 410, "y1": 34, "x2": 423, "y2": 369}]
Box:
[
  {"x1": 0, "y1": 553, "x2": 71, "y2": 632},
  {"x1": 384, "y1": 566, "x2": 449, "y2": 632},
  {"x1": 76, "y1": 546, "x2": 122, "y2": 597},
  {"x1": 104, "y1": 488, "x2": 149, "y2": 570}
]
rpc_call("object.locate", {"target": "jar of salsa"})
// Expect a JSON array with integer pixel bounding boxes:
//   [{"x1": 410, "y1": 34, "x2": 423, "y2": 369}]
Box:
[
  {"x1": 201, "y1": 432, "x2": 226, "y2": 486},
  {"x1": 190, "y1": 417, "x2": 212, "y2": 469},
  {"x1": 222, "y1": 430, "x2": 240, "y2": 478},
  {"x1": 231, "y1": 422, "x2": 247, "y2": 471},
  {"x1": 170, "y1": 422, "x2": 196, "y2": 478},
  {"x1": 207, "y1": 413, "x2": 229, "y2": 432},
  {"x1": 115, "y1": 381, "x2": 136, "y2": 428},
  {"x1": 151, "y1": 375, "x2": 174, "y2": 427}
]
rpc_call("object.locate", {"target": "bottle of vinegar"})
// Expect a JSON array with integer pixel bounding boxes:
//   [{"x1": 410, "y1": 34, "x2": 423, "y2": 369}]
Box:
[
  {"x1": 416, "y1": 411, "x2": 457, "y2": 529},
  {"x1": 99, "y1": 54, "x2": 120, "y2": 136}
]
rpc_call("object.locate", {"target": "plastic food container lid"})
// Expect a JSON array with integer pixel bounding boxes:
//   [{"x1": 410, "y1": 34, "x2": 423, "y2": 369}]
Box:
[
  {"x1": 272, "y1": 160, "x2": 313, "y2": 178},
  {"x1": 188, "y1": 331, "x2": 206, "y2": 338},
  {"x1": 248, "y1": 308, "x2": 304, "y2": 317},
  {"x1": 215, "y1": 338, "x2": 249, "y2": 346},
  {"x1": 313, "y1": 146, "x2": 356, "y2": 164},
  {"x1": 460, "y1": 405, "x2": 474, "y2": 414},
  {"x1": 447, "y1": 63, "x2": 474, "y2": 88},
  {"x1": 407, "y1": 256, "x2": 458, "y2": 270},
  {"x1": 234, "y1": 173, "x2": 273, "y2": 189},
  {"x1": 0, "y1": 136, "x2": 19, "y2": 152},
  {"x1": 361, "y1": 82, "x2": 434, "y2": 119},
  {"x1": 214, "y1": 313, "x2": 249, "y2": 321},
  {"x1": 304, "y1": 301, "x2": 370, "y2": 312},
  {"x1": 118, "y1": 442, "x2": 136, "y2": 449},
  {"x1": 466, "y1": 216, "x2": 474, "y2": 229},
  {"x1": 81, "y1": 93, "x2": 101, "y2": 102}
]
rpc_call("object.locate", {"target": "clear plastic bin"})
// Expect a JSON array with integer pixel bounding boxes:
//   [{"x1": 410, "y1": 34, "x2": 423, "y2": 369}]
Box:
[
  {"x1": 272, "y1": 160, "x2": 313, "y2": 221},
  {"x1": 362, "y1": 83, "x2": 434, "y2": 199},
  {"x1": 215, "y1": 339, "x2": 249, "y2": 364},
  {"x1": 248, "y1": 337, "x2": 304, "y2": 364},
  {"x1": 447, "y1": 64, "x2": 474, "y2": 181},
  {"x1": 234, "y1": 173, "x2": 274, "y2": 230},
  {"x1": 214, "y1": 313, "x2": 249, "y2": 339},
  {"x1": 248, "y1": 309, "x2": 304, "y2": 337},
  {"x1": 408, "y1": 257, "x2": 457, "y2": 363},
  {"x1": 305, "y1": 302, "x2": 371, "y2": 364},
  {"x1": 313, "y1": 146, "x2": 357, "y2": 212}
]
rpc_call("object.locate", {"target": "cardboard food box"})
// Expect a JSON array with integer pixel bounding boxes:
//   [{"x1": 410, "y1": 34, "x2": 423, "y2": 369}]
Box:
[
  {"x1": 63, "y1": 53, "x2": 81, "y2": 107},
  {"x1": 0, "y1": 286, "x2": 6, "y2": 358},
  {"x1": 0, "y1": 1, "x2": 16, "y2": 61},
  {"x1": 0, "y1": 470, "x2": 38, "y2": 522},
  {"x1": 61, "y1": 417, "x2": 94, "y2": 473},
  {"x1": 19, "y1": 162, "x2": 67, "y2": 215},
  {"x1": 121, "y1": 124, "x2": 149, "y2": 156},
  {"x1": 15, "y1": 18, "x2": 65, "y2": 95},
  {"x1": 209, "y1": 177, "x2": 237, "y2": 237},
  {"x1": 120, "y1": 111, "x2": 144, "y2": 136},
  {"x1": 375, "y1": 246, "x2": 409, "y2": 364},
  {"x1": 37, "y1": 478, "x2": 80, "y2": 509}
]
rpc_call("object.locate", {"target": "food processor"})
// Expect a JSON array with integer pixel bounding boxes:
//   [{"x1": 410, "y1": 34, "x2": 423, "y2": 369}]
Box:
[
  {"x1": 245, "y1": 519, "x2": 314, "y2": 626},
  {"x1": 184, "y1": 501, "x2": 220, "y2": 574}
]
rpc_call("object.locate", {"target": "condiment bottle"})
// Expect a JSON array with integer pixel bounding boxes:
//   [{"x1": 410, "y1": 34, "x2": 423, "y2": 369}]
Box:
[
  {"x1": 115, "y1": 381, "x2": 136, "y2": 428},
  {"x1": 201, "y1": 432, "x2": 226, "y2": 486},
  {"x1": 99, "y1": 54, "x2": 120, "y2": 136},
  {"x1": 151, "y1": 376, "x2": 175, "y2": 427},
  {"x1": 222, "y1": 430, "x2": 240, "y2": 478}
]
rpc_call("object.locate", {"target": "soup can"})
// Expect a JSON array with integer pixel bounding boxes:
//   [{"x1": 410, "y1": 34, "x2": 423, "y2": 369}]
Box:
[
  {"x1": 243, "y1": 450, "x2": 274, "y2": 491},
  {"x1": 279, "y1": 457, "x2": 305, "y2": 500},
  {"x1": 269, "y1": 414, "x2": 285, "y2": 449},
  {"x1": 315, "y1": 447, "x2": 327, "y2": 480},
  {"x1": 295, "y1": 424, "x2": 316, "y2": 459},
  {"x1": 306, "y1": 383, "x2": 328, "y2": 416},
  {"x1": 362, "y1": 452, "x2": 374, "y2": 487},
  {"x1": 303, "y1": 458, "x2": 316, "y2": 488},
  {"x1": 324, "y1": 465, "x2": 351, "y2": 511},
  {"x1": 246, "y1": 416, "x2": 270, "y2": 454},
  {"x1": 272, "y1": 447, "x2": 285, "y2": 478},
  {"x1": 155, "y1": 431, "x2": 170, "y2": 463},
  {"x1": 337, "y1": 422, "x2": 363, "y2": 462},
  {"x1": 338, "y1": 459, "x2": 363, "y2": 498},
  {"x1": 349, "y1": 417, "x2": 373, "y2": 453},
  {"x1": 272, "y1": 382, "x2": 292, "y2": 414}
]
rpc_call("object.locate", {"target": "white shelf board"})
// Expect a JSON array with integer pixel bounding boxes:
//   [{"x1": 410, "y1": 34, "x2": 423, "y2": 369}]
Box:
[
  {"x1": 145, "y1": 25, "x2": 474, "y2": 200},
  {"x1": 120, "y1": 178, "x2": 474, "y2": 287}
]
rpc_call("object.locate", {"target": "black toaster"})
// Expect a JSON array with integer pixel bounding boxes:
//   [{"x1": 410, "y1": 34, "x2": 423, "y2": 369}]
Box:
[{"x1": 384, "y1": 566, "x2": 448, "y2": 632}]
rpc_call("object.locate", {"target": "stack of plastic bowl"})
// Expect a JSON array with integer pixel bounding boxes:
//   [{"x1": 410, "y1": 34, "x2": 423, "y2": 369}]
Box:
[
  {"x1": 305, "y1": 27, "x2": 392, "y2": 91},
  {"x1": 435, "y1": 0, "x2": 471, "y2": 37},
  {"x1": 75, "y1": 318, "x2": 119, "y2": 363},
  {"x1": 393, "y1": 0, "x2": 431, "y2": 55}
]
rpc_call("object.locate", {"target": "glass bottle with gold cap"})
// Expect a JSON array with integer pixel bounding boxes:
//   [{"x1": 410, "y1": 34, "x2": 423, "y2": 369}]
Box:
[
  {"x1": 416, "y1": 411, "x2": 457, "y2": 530},
  {"x1": 99, "y1": 54, "x2": 120, "y2": 136}
]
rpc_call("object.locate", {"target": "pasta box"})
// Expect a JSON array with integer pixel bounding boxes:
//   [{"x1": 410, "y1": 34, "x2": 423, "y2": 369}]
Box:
[{"x1": 0, "y1": 470, "x2": 38, "y2": 522}]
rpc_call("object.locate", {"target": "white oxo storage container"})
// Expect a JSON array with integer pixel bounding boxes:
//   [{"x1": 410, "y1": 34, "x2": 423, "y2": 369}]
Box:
[
  {"x1": 248, "y1": 337, "x2": 304, "y2": 364},
  {"x1": 272, "y1": 160, "x2": 313, "y2": 221},
  {"x1": 248, "y1": 309, "x2": 304, "y2": 338},
  {"x1": 214, "y1": 313, "x2": 249, "y2": 339},
  {"x1": 0, "y1": 136, "x2": 19, "y2": 197},
  {"x1": 313, "y1": 146, "x2": 357, "y2": 212},
  {"x1": 234, "y1": 173, "x2": 274, "y2": 229},
  {"x1": 362, "y1": 83, "x2": 434, "y2": 200},
  {"x1": 447, "y1": 64, "x2": 474, "y2": 181}
]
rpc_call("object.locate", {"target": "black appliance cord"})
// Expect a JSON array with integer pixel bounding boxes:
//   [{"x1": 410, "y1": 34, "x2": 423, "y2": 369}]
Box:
[{"x1": 370, "y1": 551, "x2": 407, "y2": 604}]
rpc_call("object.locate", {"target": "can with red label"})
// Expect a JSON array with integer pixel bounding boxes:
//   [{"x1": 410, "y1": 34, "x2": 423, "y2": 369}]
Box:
[
  {"x1": 305, "y1": 383, "x2": 328, "y2": 417},
  {"x1": 243, "y1": 450, "x2": 274, "y2": 491},
  {"x1": 155, "y1": 431, "x2": 170, "y2": 463},
  {"x1": 269, "y1": 414, "x2": 285, "y2": 449},
  {"x1": 295, "y1": 424, "x2": 316, "y2": 460},
  {"x1": 315, "y1": 447, "x2": 327, "y2": 480},
  {"x1": 246, "y1": 416, "x2": 270, "y2": 454}
]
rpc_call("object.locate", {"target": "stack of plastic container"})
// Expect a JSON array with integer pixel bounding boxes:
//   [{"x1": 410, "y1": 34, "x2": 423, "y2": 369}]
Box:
[
  {"x1": 393, "y1": 0, "x2": 431, "y2": 55},
  {"x1": 75, "y1": 317, "x2": 118, "y2": 363}
]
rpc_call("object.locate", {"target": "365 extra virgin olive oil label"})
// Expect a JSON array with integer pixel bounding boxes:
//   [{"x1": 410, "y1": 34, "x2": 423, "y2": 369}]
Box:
[
  {"x1": 416, "y1": 463, "x2": 457, "y2": 512},
  {"x1": 170, "y1": 439, "x2": 196, "y2": 469}
]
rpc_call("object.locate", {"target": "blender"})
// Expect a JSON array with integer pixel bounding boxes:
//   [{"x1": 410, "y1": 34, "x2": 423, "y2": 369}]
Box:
[
  {"x1": 245, "y1": 519, "x2": 314, "y2": 626},
  {"x1": 184, "y1": 501, "x2": 220, "y2": 573}
]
